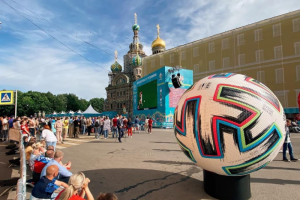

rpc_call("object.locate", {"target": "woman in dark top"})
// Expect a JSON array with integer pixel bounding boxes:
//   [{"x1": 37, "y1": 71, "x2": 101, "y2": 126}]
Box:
[{"x1": 127, "y1": 118, "x2": 133, "y2": 138}]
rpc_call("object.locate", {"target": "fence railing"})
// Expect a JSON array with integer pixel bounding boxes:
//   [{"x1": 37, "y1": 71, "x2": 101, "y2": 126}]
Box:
[{"x1": 15, "y1": 131, "x2": 26, "y2": 200}]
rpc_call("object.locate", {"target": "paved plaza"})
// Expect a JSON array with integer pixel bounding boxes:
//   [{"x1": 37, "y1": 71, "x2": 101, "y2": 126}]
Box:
[
  {"x1": 62, "y1": 129, "x2": 300, "y2": 200},
  {"x1": 1, "y1": 129, "x2": 300, "y2": 200}
]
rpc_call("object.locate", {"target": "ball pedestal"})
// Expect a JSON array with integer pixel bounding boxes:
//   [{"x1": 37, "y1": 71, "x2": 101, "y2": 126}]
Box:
[{"x1": 203, "y1": 170, "x2": 251, "y2": 200}]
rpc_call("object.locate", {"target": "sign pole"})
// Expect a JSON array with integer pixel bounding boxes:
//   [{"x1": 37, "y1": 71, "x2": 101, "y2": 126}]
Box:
[{"x1": 15, "y1": 90, "x2": 17, "y2": 118}]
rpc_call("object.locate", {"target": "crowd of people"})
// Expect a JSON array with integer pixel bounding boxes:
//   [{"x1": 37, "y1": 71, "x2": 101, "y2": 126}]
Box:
[
  {"x1": 0, "y1": 114, "x2": 156, "y2": 199},
  {"x1": 0, "y1": 114, "x2": 154, "y2": 144},
  {"x1": 0, "y1": 115, "x2": 121, "y2": 200}
]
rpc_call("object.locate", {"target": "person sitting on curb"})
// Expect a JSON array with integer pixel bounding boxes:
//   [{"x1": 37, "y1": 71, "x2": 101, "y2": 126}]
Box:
[
  {"x1": 283, "y1": 119, "x2": 299, "y2": 162},
  {"x1": 46, "y1": 145, "x2": 71, "y2": 169},
  {"x1": 31, "y1": 165, "x2": 68, "y2": 200},
  {"x1": 41, "y1": 150, "x2": 72, "y2": 183},
  {"x1": 55, "y1": 172, "x2": 94, "y2": 200},
  {"x1": 32, "y1": 150, "x2": 54, "y2": 184}
]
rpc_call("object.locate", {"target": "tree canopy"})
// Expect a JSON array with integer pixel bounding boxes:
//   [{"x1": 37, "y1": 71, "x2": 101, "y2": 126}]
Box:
[{"x1": 0, "y1": 90, "x2": 104, "y2": 116}]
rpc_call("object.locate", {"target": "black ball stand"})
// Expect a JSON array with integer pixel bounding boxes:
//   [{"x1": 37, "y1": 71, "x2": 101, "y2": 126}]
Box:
[{"x1": 203, "y1": 170, "x2": 251, "y2": 200}]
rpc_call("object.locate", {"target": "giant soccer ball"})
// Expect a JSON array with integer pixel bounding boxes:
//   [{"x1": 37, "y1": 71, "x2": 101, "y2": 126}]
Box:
[{"x1": 174, "y1": 73, "x2": 286, "y2": 176}]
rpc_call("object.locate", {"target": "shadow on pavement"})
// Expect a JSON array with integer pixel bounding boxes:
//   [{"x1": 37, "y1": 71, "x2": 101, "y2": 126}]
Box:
[
  {"x1": 152, "y1": 149, "x2": 182, "y2": 152},
  {"x1": 252, "y1": 178, "x2": 300, "y2": 185},
  {"x1": 150, "y1": 142, "x2": 177, "y2": 144},
  {"x1": 82, "y1": 168, "x2": 211, "y2": 200},
  {"x1": 143, "y1": 160, "x2": 195, "y2": 166},
  {"x1": 263, "y1": 166, "x2": 300, "y2": 171}
]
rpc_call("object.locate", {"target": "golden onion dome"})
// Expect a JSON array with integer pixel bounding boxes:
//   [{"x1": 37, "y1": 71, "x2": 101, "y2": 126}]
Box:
[{"x1": 151, "y1": 36, "x2": 166, "y2": 49}]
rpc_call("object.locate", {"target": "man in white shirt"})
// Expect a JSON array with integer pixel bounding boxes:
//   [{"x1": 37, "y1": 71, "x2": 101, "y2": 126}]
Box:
[
  {"x1": 2, "y1": 116, "x2": 8, "y2": 142},
  {"x1": 145, "y1": 117, "x2": 149, "y2": 131}
]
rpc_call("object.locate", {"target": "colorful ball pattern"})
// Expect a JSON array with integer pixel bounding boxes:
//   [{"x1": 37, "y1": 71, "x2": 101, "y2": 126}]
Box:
[
  {"x1": 111, "y1": 61, "x2": 122, "y2": 72},
  {"x1": 132, "y1": 24, "x2": 140, "y2": 31},
  {"x1": 174, "y1": 73, "x2": 286, "y2": 176},
  {"x1": 132, "y1": 54, "x2": 142, "y2": 67}
]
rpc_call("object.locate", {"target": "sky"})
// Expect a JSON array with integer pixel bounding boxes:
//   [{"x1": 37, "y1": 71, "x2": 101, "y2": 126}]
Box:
[{"x1": 0, "y1": 0, "x2": 299, "y2": 100}]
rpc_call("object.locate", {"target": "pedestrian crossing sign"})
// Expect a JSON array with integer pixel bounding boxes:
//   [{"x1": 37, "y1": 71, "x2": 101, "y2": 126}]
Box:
[{"x1": 0, "y1": 91, "x2": 14, "y2": 105}]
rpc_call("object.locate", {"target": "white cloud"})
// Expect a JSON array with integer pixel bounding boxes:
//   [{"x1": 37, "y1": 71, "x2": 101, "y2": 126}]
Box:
[
  {"x1": 170, "y1": 0, "x2": 300, "y2": 45},
  {"x1": 1, "y1": 0, "x2": 300, "y2": 102}
]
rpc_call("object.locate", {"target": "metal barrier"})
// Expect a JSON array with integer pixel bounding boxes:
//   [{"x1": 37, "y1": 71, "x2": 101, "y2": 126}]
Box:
[{"x1": 15, "y1": 133, "x2": 26, "y2": 200}]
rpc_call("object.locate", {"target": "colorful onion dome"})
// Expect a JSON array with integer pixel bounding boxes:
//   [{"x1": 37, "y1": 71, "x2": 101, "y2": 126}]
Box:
[
  {"x1": 151, "y1": 36, "x2": 166, "y2": 49},
  {"x1": 111, "y1": 61, "x2": 122, "y2": 73},
  {"x1": 132, "y1": 23, "x2": 140, "y2": 31},
  {"x1": 132, "y1": 54, "x2": 142, "y2": 67}
]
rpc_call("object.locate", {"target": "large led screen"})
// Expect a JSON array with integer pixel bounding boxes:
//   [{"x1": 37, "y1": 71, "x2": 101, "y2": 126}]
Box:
[{"x1": 137, "y1": 79, "x2": 157, "y2": 110}]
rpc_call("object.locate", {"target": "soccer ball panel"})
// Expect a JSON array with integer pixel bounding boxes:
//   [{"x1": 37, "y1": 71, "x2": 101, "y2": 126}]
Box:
[{"x1": 174, "y1": 73, "x2": 286, "y2": 176}]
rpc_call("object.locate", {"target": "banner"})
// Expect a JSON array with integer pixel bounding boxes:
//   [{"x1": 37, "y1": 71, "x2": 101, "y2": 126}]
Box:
[{"x1": 0, "y1": 90, "x2": 14, "y2": 105}]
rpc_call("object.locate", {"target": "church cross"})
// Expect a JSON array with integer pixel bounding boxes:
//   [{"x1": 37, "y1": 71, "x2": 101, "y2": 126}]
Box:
[
  {"x1": 156, "y1": 24, "x2": 160, "y2": 36},
  {"x1": 134, "y1": 13, "x2": 137, "y2": 24},
  {"x1": 115, "y1": 50, "x2": 118, "y2": 61}
]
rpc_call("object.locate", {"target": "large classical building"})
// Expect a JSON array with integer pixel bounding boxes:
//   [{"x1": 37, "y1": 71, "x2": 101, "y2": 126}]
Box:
[
  {"x1": 104, "y1": 14, "x2": 166, "y2": 116},
  {"x1": 105, "y1": 10, "x2": 300, "y2": 116},
  {"x1": 142, "y1": 9, "x2": 300, "y2": 115}
]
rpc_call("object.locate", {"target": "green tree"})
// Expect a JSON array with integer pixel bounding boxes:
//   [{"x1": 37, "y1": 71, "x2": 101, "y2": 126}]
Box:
[
  {"x1": 79, "y1": 99, "x2": 89, "y2": 111},
  {"x1": 89, "y1": 98, "x2": 104, "y2": 113},
  {"x1": 0, "y1": 90, "x2": 104, "y2": 116}
]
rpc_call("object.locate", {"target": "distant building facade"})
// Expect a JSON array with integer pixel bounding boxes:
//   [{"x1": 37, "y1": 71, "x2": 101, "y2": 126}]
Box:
[
  {"x1": 105, "y1": 10, "x2": 300, "y2": 117},
  {"x1": 141, "y1": 10, "x2": 300, "y2": 115}
]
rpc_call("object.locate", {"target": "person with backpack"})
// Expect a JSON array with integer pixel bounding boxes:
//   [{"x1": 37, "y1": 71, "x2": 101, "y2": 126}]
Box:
[
  {"x1": 54, "y1": 117, "x2": 63, "y2": 144},
  {"x1": 94, "y1": 117, "x2": 100, "y2": 139}
]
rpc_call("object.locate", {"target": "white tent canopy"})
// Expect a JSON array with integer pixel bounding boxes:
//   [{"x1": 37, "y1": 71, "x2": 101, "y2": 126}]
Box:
[{"x1": 82, "y1": 105, "x2": 100, "y2": 114}]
